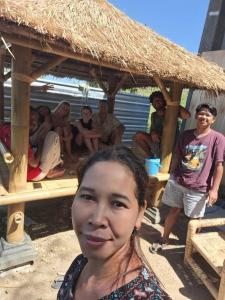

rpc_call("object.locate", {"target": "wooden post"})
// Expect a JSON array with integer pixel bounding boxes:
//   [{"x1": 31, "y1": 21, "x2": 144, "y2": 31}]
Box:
[
  {"x1": 90, "y1": 69, "x2": 128, "y2": 113},
  {"x1": 0, "y1": 49, "x2": 5, "y2": 124},
  {"x1": 160, "y1": 82, "x2": 183, "y2": 173},
  {"x1": 108, "y1": 94, "x2": 116, "y2": 113},
  {"x1": 7, "y1": 45, "x2": 31, "y2": 243}
]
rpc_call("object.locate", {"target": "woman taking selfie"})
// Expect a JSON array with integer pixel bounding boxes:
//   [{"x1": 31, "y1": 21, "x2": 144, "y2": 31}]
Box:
[{"x1": 58, "y1": 145, "x2": 170, "y2": 299}]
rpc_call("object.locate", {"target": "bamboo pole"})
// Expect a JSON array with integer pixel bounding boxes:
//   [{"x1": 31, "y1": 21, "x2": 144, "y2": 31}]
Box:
[
  {"x1": 7, "y1": 203, "x2": 25, "y2": 244},
  {"x1": 0, "y1": 185, "x2": 77, "y2": 206},
  {"x1": 159, "y1": 82, "x2": 183, "y2": 173},
  {"x1": 7, "y1": 45, "x2": 31, "y2": 244},
  {"x1": 0, "y1": 49, "x2": 5, "y2": 124}
]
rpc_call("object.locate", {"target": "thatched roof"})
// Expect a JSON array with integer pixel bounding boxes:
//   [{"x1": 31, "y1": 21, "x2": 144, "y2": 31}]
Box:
[{"x1": 0, "y1": 0, "x2": 225, "y2": 92}]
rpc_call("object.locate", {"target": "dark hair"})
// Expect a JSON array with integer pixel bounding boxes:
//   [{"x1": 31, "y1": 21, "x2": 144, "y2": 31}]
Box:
[
  {"x1": 149, "y1": 91, "x2": 166, "y2": 106},
  {"x1": 99, "y1": 100, "x2": 108, "y2": 106},
  {"x1": 30, "y1": 106, "x2": 37, "y2": 113},
  {"x1": 36, "y1": 105, "x2": 51, "y2": 123},
  {"x1": 36, "y1": 105, "x2": 51, "y2": 115},
  {"x1": 82, "y1": 105, "x2": 92, "y2": 113},
  {"x1": 77, "y1": 145, "x2": 148, "y2": 208},
  {"x1": 196, "y1": 103, "x2": 217, "y2": 117}
]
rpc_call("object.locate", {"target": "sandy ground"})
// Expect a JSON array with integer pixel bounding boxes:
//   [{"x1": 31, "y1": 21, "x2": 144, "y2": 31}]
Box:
[{"x1": 0, "y1": 199, "x2": 217, "y2": 300}]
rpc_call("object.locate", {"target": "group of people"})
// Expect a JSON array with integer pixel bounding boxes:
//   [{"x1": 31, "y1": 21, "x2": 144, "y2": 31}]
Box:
[
  {"x1": 1, "y1": 88, "x2": 224, "y2": 298},
  {"x1": 56, "y1": 92, "x2": 225, "y2": 299}
]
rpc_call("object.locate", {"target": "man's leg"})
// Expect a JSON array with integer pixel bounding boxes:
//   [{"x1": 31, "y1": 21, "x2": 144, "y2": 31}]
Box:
[
  {"x1": 132, "y1": 132, "x2": 151, "y2": 158},
  {"x1": 39, "y1": 131, "x2": 62, "y2": 174},
  {"x1": 150, "y1": 179, "x2": 184, "y2": 253},
  {"x1": 110, "y1": 124, "x2": 125, "y2": 145},
  {"x1": 162, "y1": 207, "x2": 182, "y2": 242}
]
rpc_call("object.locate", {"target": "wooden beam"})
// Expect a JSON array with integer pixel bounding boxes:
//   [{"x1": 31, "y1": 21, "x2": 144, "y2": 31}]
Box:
[
  {"x1": 159, "y1": 82, "x2": 183, "y2": 173},
  {"x1": 107, "y1": 74, "x2": 128, "y2": 113},
  {"x1": 30, "y1": 56, "x2": 66, "y2": 81},
  {"x1": 153, "y1": 76, "x2": 173, "y2": 105},
  {"x1": 109, "y1": 73, "x2": 128, "y2": 97},
  {"x1": 2, "y1": 32, "x2": 148, "y2": 78},
  {"x1": 90, "y1": 68, "x2": 108, "y2": 94},
  {"x1": 7, "y1": 45, "x2": 32, "y2": 244}
]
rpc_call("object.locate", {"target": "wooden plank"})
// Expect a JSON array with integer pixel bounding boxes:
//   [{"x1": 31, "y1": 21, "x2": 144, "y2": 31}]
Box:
[
  {"x1": 0, "y1": 177, "x2": 78, "y2": 206},
  {"x1": 192, "y1": 232, "x2": 225, "y2": 276},
  {"x1": 31, "y1": 56, "x2": 66, "y2": 81}
]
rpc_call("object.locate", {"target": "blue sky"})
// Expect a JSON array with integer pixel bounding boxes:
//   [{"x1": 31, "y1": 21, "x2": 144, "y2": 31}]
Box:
[{"x1": 109, "y1": 1, "x2": 209, "y2": 54}]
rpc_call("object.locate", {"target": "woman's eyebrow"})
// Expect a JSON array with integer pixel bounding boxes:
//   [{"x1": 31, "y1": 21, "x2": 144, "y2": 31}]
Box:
[
  {"x1": 78, "y1": 186, "x2": 95, "y2": 193},
  {"x1": 111, "y1": 193, "x2": 130, "y2": 202}
]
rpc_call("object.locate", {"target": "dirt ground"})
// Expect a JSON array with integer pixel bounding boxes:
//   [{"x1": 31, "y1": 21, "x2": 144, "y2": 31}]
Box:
[{"x1": 0, "y1": 198, "x2": 217, "y2": 300}]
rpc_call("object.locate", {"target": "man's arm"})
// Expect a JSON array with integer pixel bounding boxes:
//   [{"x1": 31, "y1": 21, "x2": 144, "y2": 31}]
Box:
[
  {"x1": 207, "y1": 162, "x2": 224, "y2": 206},
  {"x1": 178, "y1": 106, "x2": 191, "y2": 120}
]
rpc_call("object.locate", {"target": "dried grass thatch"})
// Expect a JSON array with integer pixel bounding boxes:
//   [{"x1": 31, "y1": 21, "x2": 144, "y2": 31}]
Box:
[{"x1": 0, "y1": 0, "x2": 225, "y2": 92}]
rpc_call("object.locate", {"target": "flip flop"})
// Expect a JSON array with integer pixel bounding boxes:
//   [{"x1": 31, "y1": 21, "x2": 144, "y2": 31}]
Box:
[
  {"x1": 51, "y1": 275, "x2": 64, "y2": 289},
  {"x1": 149, "y1": 238, "x2": 168, "y2": 254}
]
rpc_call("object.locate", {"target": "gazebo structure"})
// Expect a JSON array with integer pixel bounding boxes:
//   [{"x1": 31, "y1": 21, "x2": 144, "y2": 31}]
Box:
[{"x1": 1, "y1": 0, "x2": 225, "y2": 270}]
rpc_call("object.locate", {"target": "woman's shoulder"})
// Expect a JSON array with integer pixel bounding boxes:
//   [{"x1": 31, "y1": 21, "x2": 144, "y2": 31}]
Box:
[
  {"x1": 103, "y1": 266, "x2": 171, "y2": 300},
  {"x1": 57, "y1": 254, "x2": 87, "y2": 300}
]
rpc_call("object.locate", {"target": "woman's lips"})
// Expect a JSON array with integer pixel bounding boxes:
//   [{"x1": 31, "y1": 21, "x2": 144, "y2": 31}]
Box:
[{"x1": 84, "y1": 234, "x2": 111, "y2": 247}]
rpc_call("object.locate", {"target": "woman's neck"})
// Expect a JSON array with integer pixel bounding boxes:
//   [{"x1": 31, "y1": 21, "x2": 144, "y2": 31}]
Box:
[
  {"x1": 84, "y1": 243, "x2": 131, "y2": 281},
  {"x1": 76, "y1": 243, "x2": 141, "y2": 299}
]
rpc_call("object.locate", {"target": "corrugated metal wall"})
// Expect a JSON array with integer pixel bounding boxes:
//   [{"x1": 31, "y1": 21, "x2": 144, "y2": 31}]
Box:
[
  {"x1": 4, "y1": 79, "x2": 150, "y2": 146},
  {"x1": 185, "y1": 50, "x2": 225, "y2": 187}
]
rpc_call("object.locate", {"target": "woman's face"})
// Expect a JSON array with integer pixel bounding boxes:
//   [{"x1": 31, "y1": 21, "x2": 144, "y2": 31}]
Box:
[
  {"x1": 72, "y1": 161, "x2": 145, "y2": 261},
  {"x1": 57, "y1": 103, "x2": 70, "y2": 117},
  {"x1": 38, "y1": 106, "x2": 50, "y2": 117},
  {"x1": 82, "y1": 108, "x2": 92, "y2": 123}
]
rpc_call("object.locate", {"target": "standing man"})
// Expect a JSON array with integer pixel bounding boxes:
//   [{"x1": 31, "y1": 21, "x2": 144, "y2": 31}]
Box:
[
  {"x1": 92, "y1": 100, "x2": 125, "y2": 147},
  {"x1": 150, "y1": 103, "x2": 225, "y2": 253}
]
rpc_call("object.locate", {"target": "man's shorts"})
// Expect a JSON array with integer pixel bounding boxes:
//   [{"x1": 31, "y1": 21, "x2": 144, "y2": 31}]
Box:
[{"x1": 162, "y1": 179, "x2": 208, "y2": 218}]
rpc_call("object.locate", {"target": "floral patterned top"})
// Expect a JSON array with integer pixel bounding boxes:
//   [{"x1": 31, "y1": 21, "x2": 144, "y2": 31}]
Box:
[{"x1": 57, "y1": 254, "x2": 171, "y2": 300}]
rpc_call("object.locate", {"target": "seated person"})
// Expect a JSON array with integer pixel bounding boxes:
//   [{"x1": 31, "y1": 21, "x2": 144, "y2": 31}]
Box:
[
  {"x1": 92, "y1": 100, "x2": 125, "y2": 147},
  {"x1": 1, "y1": 108, "x2": 65, "y2": 181},
  {"x1": 132, "y1": 91, "x2": 190, "y2": 159},
  {"x1": 51, "y1": 101, "x2": 73, "y2": 161},
  {"x1": 30, "y1": 105, "x2": 52, "y2": 147},
  {"x1": 71, "y1": 105, "x2": 100, "y2": 155},
  {"x1": 28, "y1": 107, "x2": 65, "y2": 181}
]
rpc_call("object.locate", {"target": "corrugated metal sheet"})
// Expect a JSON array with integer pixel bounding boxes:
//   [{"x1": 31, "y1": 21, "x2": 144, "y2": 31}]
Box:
[
  {"x1": 3, "y1": 78, "x2": 150, "y2": 146},
  {"x1": 185, "y1": 50, "x2": 225, "y2": 187}
]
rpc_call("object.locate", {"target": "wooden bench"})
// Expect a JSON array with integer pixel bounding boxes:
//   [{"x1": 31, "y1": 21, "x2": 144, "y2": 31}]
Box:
[{"x1": 184, "y1": 218, "x2": 225, "y2": 300}]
